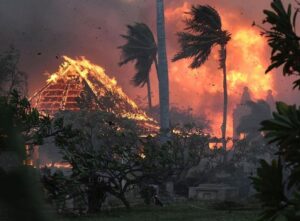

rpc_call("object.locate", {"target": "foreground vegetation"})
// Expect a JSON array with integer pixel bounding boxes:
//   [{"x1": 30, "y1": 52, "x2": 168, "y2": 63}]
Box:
[
  {"x1": 57, "y1": 202, "x2": 260, "y2": 221},
  {"x1": 1, "y1": 0, "x2": 300, "y2": 220}
]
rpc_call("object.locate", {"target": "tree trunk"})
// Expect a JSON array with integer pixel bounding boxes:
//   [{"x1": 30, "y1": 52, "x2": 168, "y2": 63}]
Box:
[
  {"x1": 156, "y1": 0, "x2": 170, "y2": 139},
  {"x1": 146, "y1": 76, "x2": 152, "y2": 110},
  {"x1": 221, "y1": 45, "x2": 228, "y2": 153},
  {"x1": 119, "y1": 194, "x2": 130, "y2": 210},
  {"x1": 87, "y1": 186, "x2": 105, "y2": 213}
]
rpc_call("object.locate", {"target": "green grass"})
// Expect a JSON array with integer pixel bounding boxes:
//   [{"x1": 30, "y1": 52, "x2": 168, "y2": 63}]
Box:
[{"x1": 56, "y1": 202, "x2": 260, "y2": 221}]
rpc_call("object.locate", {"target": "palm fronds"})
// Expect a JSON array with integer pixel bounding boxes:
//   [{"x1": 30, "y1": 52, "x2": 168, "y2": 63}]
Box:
[
  {"x1": 119, "y1": 23, "x2": 157, "y2": 87},
  {"x1": 172, "y1": 5, "x2": 230, "y2": 69}
]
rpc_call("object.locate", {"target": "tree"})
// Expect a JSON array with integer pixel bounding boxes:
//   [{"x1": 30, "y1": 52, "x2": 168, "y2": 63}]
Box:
[
  {"x1": 172, "y1": 5, "x2": 231, "y2": 150},
  {"x1": 0, "y1": 46, "x2": 28, "y2": 96},
  {"x1": 156, "y1": 0, "x2": 170, "y2": 138},
  {"x1": 55, "y1": 111, "x2": 143, "y2": 210},
  {"x1": 50, "y1": 109, "x2": 209, "y2": 212},
  {"x1": 255, "y1": 0, "x2": 300, "y2": 89},
  {"x1": 250, "y1": 1, "x2": 300, "y2": 220},
  {"x1": 0, "y1": 91, "x2": 57, "y2": 221},
  {"x1": 119, "y1": 23, "x2": 158, "y2": 109},
  {"x1": 53, "y1": 110, "x2": 181, "y2": 211},
  {"x1": 170, "y1": 123, "x2": 210, "y2": 178},
  {"x1": 148, "y1": 105, "x2": 210, "y2": 130},
  {"x1": 0, "y1": 90, "x2": 54, "y2": 152},
  {"x1": 251, "y1": 103, "x2": 300, "y2": 221}
]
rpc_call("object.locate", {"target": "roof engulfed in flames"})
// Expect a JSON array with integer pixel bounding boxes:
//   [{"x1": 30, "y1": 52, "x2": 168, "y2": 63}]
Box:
[{"x1": 30, "y1": 56, "x2": 158, "y2": 130}]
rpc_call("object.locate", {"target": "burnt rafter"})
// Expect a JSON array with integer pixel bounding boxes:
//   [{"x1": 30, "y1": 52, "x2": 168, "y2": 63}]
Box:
[{"x1": 30, "y1": 56, "x2": 158, "y2": 131}]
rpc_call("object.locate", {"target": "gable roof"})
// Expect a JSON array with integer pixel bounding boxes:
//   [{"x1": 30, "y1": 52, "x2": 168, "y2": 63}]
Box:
[{"x1": 30, "y1": 56, "x2": 158, "y2": 130}]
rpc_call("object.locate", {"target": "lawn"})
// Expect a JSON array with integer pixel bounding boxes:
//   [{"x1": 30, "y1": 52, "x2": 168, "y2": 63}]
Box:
[{"x1": 57, "y1": 202, "x2": 260, "y2": 221}]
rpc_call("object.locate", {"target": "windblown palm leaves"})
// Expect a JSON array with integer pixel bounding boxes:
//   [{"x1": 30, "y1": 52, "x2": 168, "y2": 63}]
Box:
[
  {"x1": 119, "y1": 23, "x2": 157, "y2": 109},
  {"x1": 172, "y1": 5, "x2": 230, "y2": 150},
  {"x1": 172, "y1": 5, "x2": 230, "y2": 68},
  {"x1": 259, "y1": 0, "x2": 300, "y2": 89}
]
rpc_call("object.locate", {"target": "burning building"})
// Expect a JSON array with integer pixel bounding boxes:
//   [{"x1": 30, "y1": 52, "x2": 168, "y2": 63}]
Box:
[
  {"x1": 29, "y1": 56, "x2": 159, "y2": 169},
  {"x1": 30, "y1": 56, "x2": 158, "y2": 131}
]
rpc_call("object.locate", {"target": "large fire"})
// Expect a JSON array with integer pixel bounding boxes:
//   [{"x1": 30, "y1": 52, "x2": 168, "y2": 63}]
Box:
[
  {"x1": 30, "y1": 2, "x2": 275, "y2": 139},
  {"x1": 164, "y1": 2, "x2": 275, "y2": 137},
  {"x1": 31, "y1": 56, "x2": 158, "y2": 130},
  {"x1": 46, "y1": 56, "x2": 139, "y2": 111}
]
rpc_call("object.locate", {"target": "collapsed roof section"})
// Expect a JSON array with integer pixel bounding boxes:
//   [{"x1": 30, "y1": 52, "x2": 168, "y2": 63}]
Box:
[{"x1": 30, "y1": 56, "x2": 158, "y2": 131}]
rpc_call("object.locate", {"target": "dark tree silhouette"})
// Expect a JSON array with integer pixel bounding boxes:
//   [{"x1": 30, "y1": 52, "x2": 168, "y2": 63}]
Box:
[
  {"x1": 255, "y1": 0, "x2": 300, "y2": 89},
  {"x1": 172, "y1": 5, "x2": 231, "y2": 150},
  {"x1": 250, "y1": 1, "x2": 300, "y2": 220},
  {"x1": 119, "y1": 23, "x2": 157, "y2": 109}
]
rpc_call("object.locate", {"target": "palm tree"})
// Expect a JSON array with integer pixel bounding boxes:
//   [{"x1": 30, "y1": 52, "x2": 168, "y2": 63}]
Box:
[
  {"x1": 119, "y1": 23, "x2": 158, "y2": 109},
  {"x1": 172, "y1": 5, "x2": 231, "y2": 150},
  {"x1": 156, "y1": 0, "x2": 170, "y2": 137}
]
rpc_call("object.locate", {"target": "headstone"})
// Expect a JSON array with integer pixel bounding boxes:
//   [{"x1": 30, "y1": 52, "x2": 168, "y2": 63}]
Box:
[
  {"x1": 165, "y1": 182, "x2": 174, "y2": 196},
  {"x1": 188, "y1": 184, "x2": 238, "y2": 201}
]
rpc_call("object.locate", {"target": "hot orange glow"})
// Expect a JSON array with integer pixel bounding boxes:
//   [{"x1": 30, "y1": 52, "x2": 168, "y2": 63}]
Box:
[
  {"x1": 31, "y1": 56, "x2": 158, "y2": 130},
  {"x1": 164, "y1": 3, "x2": 275, "y2": 139},
  {"x1": 42, "y1": 162, "x2": 72, "y2": 169}
]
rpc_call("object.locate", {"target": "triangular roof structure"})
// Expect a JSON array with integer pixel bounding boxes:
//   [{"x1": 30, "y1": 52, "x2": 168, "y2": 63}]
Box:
[{"x1": 30, "y1": 56, "x2": 158, "y2": 131}]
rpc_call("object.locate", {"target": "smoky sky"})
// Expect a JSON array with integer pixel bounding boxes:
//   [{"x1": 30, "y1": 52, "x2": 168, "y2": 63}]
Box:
[
  {"x1": 0, "y1": 0, "x2": 154, "y2": 94},
  {"x1": 0, "y1": 0, "x2": 299, "y2": 108}
]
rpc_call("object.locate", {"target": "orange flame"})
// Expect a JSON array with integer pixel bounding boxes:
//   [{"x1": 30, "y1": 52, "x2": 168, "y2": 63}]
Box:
[
  {"x1": 42, "y1": 162, "x2": 72, "y2": 169},
  {"x1": 164, "y1": 3, "x2": 275, "y2": 138},
  {"x1": 37, "y1": 56, "x2": 158, "y2": 129}
]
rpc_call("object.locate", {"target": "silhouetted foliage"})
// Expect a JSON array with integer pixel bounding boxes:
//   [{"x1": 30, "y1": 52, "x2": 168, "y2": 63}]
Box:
[
  {"x1": 173, "y1": 5, "x2": 230, "y2": 68},
  {"x1": 251, "y1": 1, "x2": 300, "y2": 220},
  {"x1": 0, "y1": 91, "x2": 54, "y2": 221},
  {"x1": 251, "y1": 159, "x2": 287, "y2": 221},
  {"x1": 0, "y1": 90, "x2": 53, "y2": 152},
  {"x1": 51, "y1": 111, "x2": 171, "y2": 211},
  {"x1": 172, "y1": 4, "x2": 231, "y2": 150},
  {"x1": 119, "y1": 23, "x2": 157, "y2": 87},
  {"x1": 251, "y1": 102, "x2": 300, "y2": 221},
  {"x1": 44, "y1": 110, "x2": 209, "y2": 212},
  {"x1": 257, "y1": 0, "x2": 300, "y2": 89},
  {"x1": 119, "y1": 23, "x2": 157, "y2": 109}
]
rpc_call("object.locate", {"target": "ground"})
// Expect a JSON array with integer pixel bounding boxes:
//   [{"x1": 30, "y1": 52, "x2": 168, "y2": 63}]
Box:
[{"x1": 57, "y1": 201, "x2": 260, "y2": 221}]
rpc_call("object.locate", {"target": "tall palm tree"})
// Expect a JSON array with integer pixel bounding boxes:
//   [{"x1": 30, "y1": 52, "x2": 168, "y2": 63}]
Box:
[
  {"x1": 172, "y1": 5, "x2": 231, "y2": 150},
  {"x1": 119, "y1": 23, "x2": 158, "y2": 109},
  {"x1": 156, "y1": 0, "x2": 170, "y2": 137}
]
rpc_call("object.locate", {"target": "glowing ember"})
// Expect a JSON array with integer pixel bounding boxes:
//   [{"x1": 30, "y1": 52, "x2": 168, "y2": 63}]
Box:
[{"x1": 42, "y1": 162, "x2": 72, "y2": 169}]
